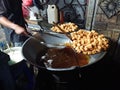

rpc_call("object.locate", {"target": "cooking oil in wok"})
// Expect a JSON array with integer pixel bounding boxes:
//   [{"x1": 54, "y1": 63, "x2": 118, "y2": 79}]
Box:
[{"x1": 42, "y1": 47, "x2": 90, "y2": 68}]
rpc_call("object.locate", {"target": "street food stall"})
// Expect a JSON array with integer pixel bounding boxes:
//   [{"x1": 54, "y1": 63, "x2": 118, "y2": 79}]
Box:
[{"x1": 2, "y1": 0, "x2": 120, "y2": 90}]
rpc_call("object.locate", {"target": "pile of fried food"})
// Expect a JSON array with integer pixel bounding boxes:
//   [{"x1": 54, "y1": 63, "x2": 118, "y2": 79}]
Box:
[
  {"x1": 70, "y1": 29, "x2": 109, "y2": 55},
  {"x1": 51, "y1": 22, "x2": 78, "y2": 33},
  {"x1": 51, "y1": 22, "x2": 109, "y2": 55}
]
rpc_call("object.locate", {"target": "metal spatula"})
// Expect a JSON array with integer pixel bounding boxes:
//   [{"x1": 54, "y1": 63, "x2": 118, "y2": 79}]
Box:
[{"x1": 26, "y1": 32, "x2": 71, "y2": 49}]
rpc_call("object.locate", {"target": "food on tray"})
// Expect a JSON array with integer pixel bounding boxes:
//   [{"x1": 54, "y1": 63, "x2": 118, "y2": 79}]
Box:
[
  {"x1": 42, "y1": 47, "x2": 90, "y2": 68},
  {"x1": 51, "y1": 22, "x2": 78, "y2": 33},
  {"x1": 70, "y1": 29, "x2": 109, "y2": 55}
]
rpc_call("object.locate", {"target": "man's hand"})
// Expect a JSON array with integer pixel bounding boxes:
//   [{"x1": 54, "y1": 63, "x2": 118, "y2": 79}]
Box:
[
  {"x1": 13, "y1": 25, "x2": 28, "y2": 36},
  {"x1": 0, "y1": 16, "x2": 29, "y2": 36}
]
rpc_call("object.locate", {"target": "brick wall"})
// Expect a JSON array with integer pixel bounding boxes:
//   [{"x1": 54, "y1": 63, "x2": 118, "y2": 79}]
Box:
[{"x1": 93, "y1": 0, "x2": 120, "y2": 41}]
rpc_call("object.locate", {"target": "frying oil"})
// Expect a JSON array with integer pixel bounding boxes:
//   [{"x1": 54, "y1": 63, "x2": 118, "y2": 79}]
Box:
[{"x1": 44, "y1": 47, "x2": 90, "y2": 68}]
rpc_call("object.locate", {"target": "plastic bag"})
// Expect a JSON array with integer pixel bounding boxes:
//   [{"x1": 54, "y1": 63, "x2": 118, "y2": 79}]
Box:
[{"x1": 22, "y1": 5, "x2": 29, "y2": 18}]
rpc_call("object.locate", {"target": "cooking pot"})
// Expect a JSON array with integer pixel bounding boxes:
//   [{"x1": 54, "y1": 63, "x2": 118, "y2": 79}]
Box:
[{"x1": 21, "y1": 36, "x2": 107, "y2": 71}]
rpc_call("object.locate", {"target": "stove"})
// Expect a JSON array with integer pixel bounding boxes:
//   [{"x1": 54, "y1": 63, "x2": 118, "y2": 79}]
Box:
[{"x1": 35, "y1": 68, "x2": 81, "y2": 90}]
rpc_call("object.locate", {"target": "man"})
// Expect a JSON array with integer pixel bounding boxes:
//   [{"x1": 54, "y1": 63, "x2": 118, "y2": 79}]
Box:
[
  {"x1": 0, "y1": 1, "x2": 35, "y2": 90},
  {"x1": 0, "y1": 0, "x2": 29, "y2": 46}
]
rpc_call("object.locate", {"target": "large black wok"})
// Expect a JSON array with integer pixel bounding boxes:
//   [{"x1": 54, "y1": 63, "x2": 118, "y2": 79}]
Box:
[{"x1": 21, "y1": 33, "x2": 107, "y2": 71}]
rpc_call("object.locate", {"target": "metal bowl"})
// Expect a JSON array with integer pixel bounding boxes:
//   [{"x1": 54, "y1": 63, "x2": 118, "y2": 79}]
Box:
[{"x1": 4, "y1": 47, "x2": 24, "y2": 65}]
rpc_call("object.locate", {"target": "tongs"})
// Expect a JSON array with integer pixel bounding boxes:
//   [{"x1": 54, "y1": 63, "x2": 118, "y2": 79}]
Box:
[{"x1": 53, "y1": 22, "x2": 72, "y2": 40}]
